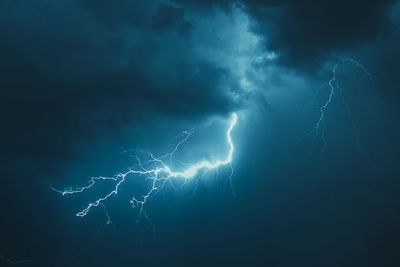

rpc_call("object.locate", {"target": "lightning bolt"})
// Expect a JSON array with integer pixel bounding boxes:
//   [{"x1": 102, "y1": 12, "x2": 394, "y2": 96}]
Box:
[
  {"x1": 305, "y1": 57, "x2": 376, "y2": 159},
  {"x1": 52, "y1": 113, "x2": 238, "y2": 226}
]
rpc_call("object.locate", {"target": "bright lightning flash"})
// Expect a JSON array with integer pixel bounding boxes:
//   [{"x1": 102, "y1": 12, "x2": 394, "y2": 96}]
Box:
[{"x1": 52, "y1": 113, "x2": 238, "y2": 224}]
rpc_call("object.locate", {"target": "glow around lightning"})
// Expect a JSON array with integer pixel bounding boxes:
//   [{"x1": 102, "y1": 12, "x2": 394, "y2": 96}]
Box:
[{"x1": 53, "y1": 113, "x2": 238, "y2": 221}]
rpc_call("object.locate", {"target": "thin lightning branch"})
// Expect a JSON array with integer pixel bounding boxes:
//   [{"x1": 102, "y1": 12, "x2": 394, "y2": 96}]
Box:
[
  {"x1": 342, "y1": 57, "x2": 373, "y2": 79},
  {"x1": 306, "y1": 57, "x2": 376, "y2": 159},
  {"x1": 310, "y1": 63, "x2": 338, "y2": 156},
  {"x1": 53, "y1": 113, "x2": 238, "y2": 225},
  {"x1": 100, "y1": 203, "x2": 112, "y2": 225},
  {"x1": 168, "y1": 128, "x2": 195, "y2": 165}
]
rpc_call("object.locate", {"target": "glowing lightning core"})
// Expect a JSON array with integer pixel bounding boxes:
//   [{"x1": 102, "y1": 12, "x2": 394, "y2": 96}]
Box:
[{"x1": 53, "y1": 113, "x2": 238, "y2": 222}]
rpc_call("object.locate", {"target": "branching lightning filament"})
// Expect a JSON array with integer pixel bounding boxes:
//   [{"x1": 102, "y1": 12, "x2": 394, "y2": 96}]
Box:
[
  {"x1": 52, "y1": 113, "x2": 238, "y2": 225},
  {"x1": 304, "y1": 58, "x2": 375, "y2": 158}
]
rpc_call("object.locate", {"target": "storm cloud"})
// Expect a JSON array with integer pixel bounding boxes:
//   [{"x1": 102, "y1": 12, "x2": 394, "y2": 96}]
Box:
[{"x1": 0, "y1": 0, "x2": 399, "y2": 266}]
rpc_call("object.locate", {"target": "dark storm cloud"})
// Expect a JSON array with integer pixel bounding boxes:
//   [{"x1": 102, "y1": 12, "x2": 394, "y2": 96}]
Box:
[
  {"x1": 152, "y1": 4, "x2": 192, "y2": 36},
  {"x1": 1, "y1": 0, "x2": 400, "y2": 266},
  {"x1": 1, "y1": 0, "x2": 396, "y2": 181},
  {"x1": 83, "y1": 0, "x2": 191, "y2": 35},
  {"x1": 82, "y1": 0, "x2": 160, "y2": 28},
  {"x1": 0, "y1": 0, "x2": 237, "y2": 180},
  {"x1": 245, "y1": 0, "x2": 398, "y2": 68},
  {"x1": 176, "y1": 0, "x2": 398, "y2": 69}
]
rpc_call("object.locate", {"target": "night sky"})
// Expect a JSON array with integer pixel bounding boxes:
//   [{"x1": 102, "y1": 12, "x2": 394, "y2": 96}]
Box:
[{"x1": 1, "y1": 1, "x2": 400, "y2": 266}]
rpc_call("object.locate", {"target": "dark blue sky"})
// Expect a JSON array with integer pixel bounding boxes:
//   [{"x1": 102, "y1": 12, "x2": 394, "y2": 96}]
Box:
[{"x1": 1, "y1": 1, "x2": 400, "y2": 266}]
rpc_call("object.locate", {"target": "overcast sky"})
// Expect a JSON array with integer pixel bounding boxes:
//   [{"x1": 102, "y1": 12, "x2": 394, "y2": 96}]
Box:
[{"x1": 1, "y1": 1, "x2": 400, "y2": 266}]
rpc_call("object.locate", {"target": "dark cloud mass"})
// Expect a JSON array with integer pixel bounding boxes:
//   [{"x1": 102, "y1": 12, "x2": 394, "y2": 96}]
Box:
[
  {"x1": 152, "y1": 4, "x2": 192, "y2": 36},
  {"x1": 0, "y1": 0, "x2": 237, "y2": 176},
  {"x1": 177, "y1": 0, "x2": 398, "y2": 68},
  {"x1": 246, "y1": 0, "x2": 398, "y2": 68},
  {"x1": 0, "y1": 0, "x2": 400, "y2": 266}
]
